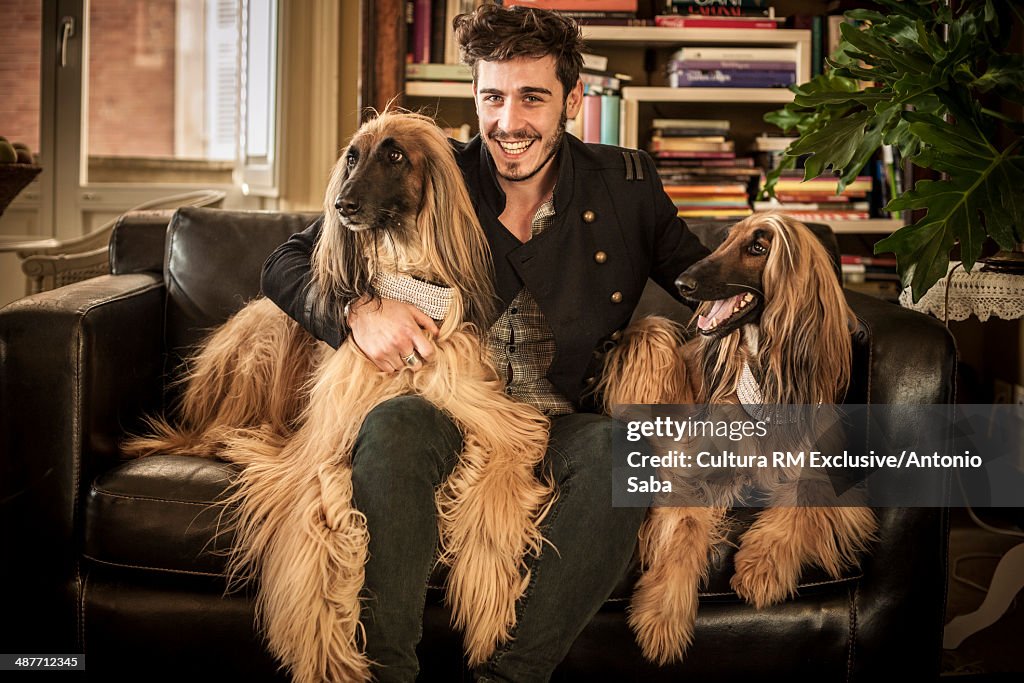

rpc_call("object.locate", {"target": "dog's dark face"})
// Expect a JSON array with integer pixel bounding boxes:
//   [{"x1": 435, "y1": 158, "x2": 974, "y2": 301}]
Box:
[
  {"x1": 675, "y1": 222, "x2": 771, "y2": 337},
  {"x1": 333, "y1": 133, "x2": 425, "y2": 240}
]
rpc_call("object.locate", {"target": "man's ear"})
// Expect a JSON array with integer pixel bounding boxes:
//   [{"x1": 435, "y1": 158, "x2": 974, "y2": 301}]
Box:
[
  {"x1": 472, "y1": 83, "x2": 480, "y2": 115},
  {"x1": 565, "y1": 78, "x2": 584, "y2": 119}
]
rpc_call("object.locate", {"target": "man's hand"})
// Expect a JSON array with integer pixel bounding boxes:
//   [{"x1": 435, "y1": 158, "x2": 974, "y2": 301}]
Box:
[{"x1": 347, "y1": 297, "x2": 439, "y2": 373}]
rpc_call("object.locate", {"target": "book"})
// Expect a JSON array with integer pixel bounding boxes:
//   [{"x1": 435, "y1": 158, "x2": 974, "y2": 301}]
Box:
[
  {"x1": 412, "y1": 0, "x2": 432, "y2": 64},
  {"x1": 650, "y1": 138, "x2": 735, "y2": 152},
  {"x1": 665, "y1": 184, "x2": 748, "y2": 196},
  {"x1": 672, "y1": 4, "x2": 773, "y2": 18},
  {"x1": 751, "y1": 135, "x2": 798, "y2": 152},
  {"x1": 669, "y1": 69, "x2": 796, "y2": 88},
  {"x1": 600, "y1": 93, "x2": 620, "y2": 145},
  {"x1": 651, "y1": 118, "x2": 730, "y2": 130},
  {"x1": 583, "y1": 94, "x2": 602, "y2": 143},
  {"x1": 677, "y1": 208, "x2": 754, "y2": 218},
  {"x1": 655, "y1": 15, "x2": 781, "y2": 29},
  {"x1": 654, "y1": 151, "x2": 737, "y2": 159},
  {"x1": 581, "y1": 52, "x2": 608, "y2": 71},
  {"x1": 444, "y1": 0, "x2": 477, "y2": 65},
  {"x1": 501, "y1": 0, "x2": 639, "y2": 10},
  {"x1": 405, "y1": 63, "x2": 473, "y2": 81},
  {"x1": 670, "y1": 46, "x2": 798, "y2": 63},
  {"x1": 669, "y1": 59, "x2": 797, "y2": 72},
  {"x1": 670, "y1": 0, "x2": 770, "y2": 7}
]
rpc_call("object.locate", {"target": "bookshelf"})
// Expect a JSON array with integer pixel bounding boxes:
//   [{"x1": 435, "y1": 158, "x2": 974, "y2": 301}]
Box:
[{"x1": 400, "y1": 15, "x2": 899, "y2": 236}]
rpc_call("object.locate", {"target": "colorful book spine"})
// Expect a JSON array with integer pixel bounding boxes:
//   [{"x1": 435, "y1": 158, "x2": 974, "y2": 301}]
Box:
[
  {"x1": 412, "y1": 0, "x2": 432, "y2": 64},
  {"x1": 600, "y1": 93, "x2": 620, "y2": 145},
  {"x1": 669, "y1": 69, "x2": 795, "y2": 88},
  {"x1": 671, "y1": 47, "x2": 797, "y2": 62},
  {"x1": 655, "y1": 16, "x2": 780, "y2": 29},
  {"x1": 671, "y1": 0, "x2": 769, "y2": 6},
  {"x1": 583, "y1": 94, "x2": 602, "y2": 144},
  {"x1": 669, "y1": 60, "x2": 797, "y2": 72}
]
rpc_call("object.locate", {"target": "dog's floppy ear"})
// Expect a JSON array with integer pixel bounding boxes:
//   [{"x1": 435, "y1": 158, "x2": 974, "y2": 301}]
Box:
[
  {"x1": 311, "y1": 143, "x2": 373, "y2": 320},
  {"x1": 757, "y1": 213, "x2": 853, "y2": 405},
  {"x1": 417, "y1": 129, "x2": 497, "y2": 332}
]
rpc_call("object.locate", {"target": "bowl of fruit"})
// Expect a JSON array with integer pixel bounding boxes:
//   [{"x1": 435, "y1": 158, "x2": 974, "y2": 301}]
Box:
[{"x1": 0, "y1": 137, "x2": 42, "y2": 217}]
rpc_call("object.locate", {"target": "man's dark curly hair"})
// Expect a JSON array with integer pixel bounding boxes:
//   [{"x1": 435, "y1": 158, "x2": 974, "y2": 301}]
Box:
[{"x1": 453, "y1": 3, "x2": 585, "y2": 100}]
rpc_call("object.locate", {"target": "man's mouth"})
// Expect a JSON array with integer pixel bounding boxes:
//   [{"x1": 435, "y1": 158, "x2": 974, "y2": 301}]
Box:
[
  {"x1": 696, "y1": 292, "x2": 757, "y2": 333},
  {"x1": 495, "y1": 138, "x2": 536, "y2": 157}
]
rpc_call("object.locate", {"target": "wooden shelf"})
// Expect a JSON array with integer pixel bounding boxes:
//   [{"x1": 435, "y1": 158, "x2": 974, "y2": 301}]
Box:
[
  {"x1": 622, "y1": 86, "x2": 796, "y2": 104},
  {"x1": 582, "y1": 26, "x2": 811, "y2": 48},
  {"x1": 406, "y1": 81, "x2": 473, "y2": 98},
  {"x1": 829, "y1": 219, "x2": 904, "y2": 234}
]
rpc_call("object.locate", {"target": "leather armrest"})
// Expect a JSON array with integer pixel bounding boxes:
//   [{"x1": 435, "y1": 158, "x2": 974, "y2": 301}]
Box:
[{"x1": 0, "y1": 273, "x2": 165, "y2": 644}]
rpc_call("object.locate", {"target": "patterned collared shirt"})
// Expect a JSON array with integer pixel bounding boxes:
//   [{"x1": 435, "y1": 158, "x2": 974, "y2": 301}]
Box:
[{"x1": 486, "y1": 197, "x2": 575, "y2": 416}]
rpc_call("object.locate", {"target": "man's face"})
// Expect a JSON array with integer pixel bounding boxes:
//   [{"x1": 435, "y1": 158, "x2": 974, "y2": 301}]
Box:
[{"x1": 474, "y1": 55, "x2": 583, "y2": 184}]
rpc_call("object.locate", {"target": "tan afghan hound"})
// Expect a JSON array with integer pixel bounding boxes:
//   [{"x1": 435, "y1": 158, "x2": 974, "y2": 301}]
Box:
[
  {"x1": 125, "y1": 111, "x2": 555, "y2": 682},
  {"x1": 600, "y1": 212, "x2": 878, "y2": 665}
]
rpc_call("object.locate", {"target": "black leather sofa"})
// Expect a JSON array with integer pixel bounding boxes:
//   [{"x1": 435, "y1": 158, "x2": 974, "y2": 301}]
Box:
[{"x1": 0, "y1": 207, "x2": 956, "y2": 681}]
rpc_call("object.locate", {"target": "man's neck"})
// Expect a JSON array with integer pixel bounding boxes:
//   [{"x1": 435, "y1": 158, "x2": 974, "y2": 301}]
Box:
[{"x1": 497, "y1": 163, "x2": 557, "y2": 243}]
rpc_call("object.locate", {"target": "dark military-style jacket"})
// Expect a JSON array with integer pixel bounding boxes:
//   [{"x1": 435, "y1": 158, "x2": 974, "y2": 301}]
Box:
[{"x1": 260, "y1": 132, "x2": 709, "y2": 409}]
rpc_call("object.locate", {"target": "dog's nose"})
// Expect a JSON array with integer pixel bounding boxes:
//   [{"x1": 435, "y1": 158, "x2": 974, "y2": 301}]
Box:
[
  {"x1": 335, "y1": 195, "x2": 360, "y2": 217},
  {"x1": 675, "y1": 273, "x2": 697, "y2": 297}
]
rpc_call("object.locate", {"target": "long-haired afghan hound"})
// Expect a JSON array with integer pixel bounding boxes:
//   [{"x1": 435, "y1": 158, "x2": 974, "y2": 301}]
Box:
[
  {"x1": 124, "y1": 111, "x2": 554, "y2": 682},
  {"x1": 600, "y1": 212, "x2": 877, "y2": 665}
]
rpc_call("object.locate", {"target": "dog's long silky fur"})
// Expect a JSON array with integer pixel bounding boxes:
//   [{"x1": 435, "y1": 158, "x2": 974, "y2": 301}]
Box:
[
  {"x1": 124, "y1": 111, "x2": 554, "y2": 682},
  {"x1": 600, "y1": 212, "x2": 878, "y2": 665}
]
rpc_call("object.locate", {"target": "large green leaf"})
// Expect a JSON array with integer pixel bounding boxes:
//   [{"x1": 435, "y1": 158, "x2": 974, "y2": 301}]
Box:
[{"x1": 764, "y1": 0, "x2": 1024, "y2": 302}]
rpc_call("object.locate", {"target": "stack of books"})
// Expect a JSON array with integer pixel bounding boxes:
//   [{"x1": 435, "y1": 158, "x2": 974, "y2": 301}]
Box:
[
  {"x1": 754, "y1": 172, "x2": 873, "y2": 222},
  {"x1": 840, "y1": 254, "x2": 901, "y2": 301},
  {"x1": 500, "y1": 0, "x2": 644, "y2": 26},
  {"x1": 650, "y1": 118, "x2": 758, "y2": 220},
  {"x1": 574, "y1": 55, "x2": 631, "y2": 145},
  {"x1": 659, "y1": 0, "x2": 778, "y2": 24},
  {"x1": 667, "y1": 46, "x2": 797, "y2": 88}
]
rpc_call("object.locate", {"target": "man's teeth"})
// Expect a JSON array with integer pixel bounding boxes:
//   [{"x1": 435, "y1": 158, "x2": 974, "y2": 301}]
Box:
[{"x1": 499, "y1": 140, "x2": 533, "y2": 153}]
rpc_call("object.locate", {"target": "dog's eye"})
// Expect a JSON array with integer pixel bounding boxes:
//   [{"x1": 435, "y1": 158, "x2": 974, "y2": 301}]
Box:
[
  {"x1": 345, "y1": 153, "x2": 357, "y2": 168},
  {"x1": 388, "y1": 149, "x2": 404, "y2": 163},
  {"x1": 748, "y1": 242, "x2": 768, "y2": 256}
]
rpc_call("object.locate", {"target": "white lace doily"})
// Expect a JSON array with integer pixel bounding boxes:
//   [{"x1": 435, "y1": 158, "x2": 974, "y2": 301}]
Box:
[{"x1": 899, "y1": 262, "x2": 1024, "y2": 322}]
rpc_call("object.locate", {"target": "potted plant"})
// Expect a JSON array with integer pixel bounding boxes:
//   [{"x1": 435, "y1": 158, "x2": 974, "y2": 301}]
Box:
[{"x1": 763, "y1": 0, "x2": 1024, "y2": 302}]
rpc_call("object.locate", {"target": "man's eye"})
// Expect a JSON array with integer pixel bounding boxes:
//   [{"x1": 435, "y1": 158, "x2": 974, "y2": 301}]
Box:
[
  {"x1": 484, "y1": 95, "x2": 502, "y2": 103},
  {"x1": 388, "y1": 149, "x2": 404, "y2": 163},
  {"x1": 748, "y1": 242, "x2": 768, "y2": 256}
]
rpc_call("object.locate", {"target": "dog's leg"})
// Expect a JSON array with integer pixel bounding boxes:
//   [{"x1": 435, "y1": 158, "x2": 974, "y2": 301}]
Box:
[
  {"x1": 628, "y1": 504, "x2": 727, "y2": 665},
  {"x1": 123, "y1": 297, "x2": 323, "y2": 458},
  {"x1": 599, "y1": 316, "x2": 695, "y2": 410},
  {"x1": 730, "y1": 480, "x2": 876, "y2": 608},
  {"x1": 421, "y1": 331, "x2": 554, "y2": 666},
  {"x1": 218, "y1": 345, "x2": 408, "y2": 683}
]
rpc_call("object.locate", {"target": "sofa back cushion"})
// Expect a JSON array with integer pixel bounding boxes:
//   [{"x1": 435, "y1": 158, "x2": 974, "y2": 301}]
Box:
[{"x1": 164, "y1": 207, "x2": 318, "y2": 358}]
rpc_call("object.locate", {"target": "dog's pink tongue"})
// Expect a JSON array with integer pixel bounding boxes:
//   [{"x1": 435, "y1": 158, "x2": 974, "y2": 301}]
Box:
[{"x1": 697, "y1": 294, "x2": 742, "y2": 331}]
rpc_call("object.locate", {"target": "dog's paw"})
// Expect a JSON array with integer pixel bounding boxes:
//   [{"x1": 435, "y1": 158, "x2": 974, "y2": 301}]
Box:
[{"x1": 730, "y1": 539, "x2": 800, "y2": 609}]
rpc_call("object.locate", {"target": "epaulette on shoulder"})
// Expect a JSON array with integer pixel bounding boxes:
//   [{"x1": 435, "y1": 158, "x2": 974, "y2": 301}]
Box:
[{"x1": 622, "y1": 150, "x2": 644, "y2": 181}]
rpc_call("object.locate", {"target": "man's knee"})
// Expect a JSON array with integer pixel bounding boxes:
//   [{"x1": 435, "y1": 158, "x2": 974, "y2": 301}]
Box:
[{"x1": 352, "y1": 396, "x2": 462, "y2": 484}]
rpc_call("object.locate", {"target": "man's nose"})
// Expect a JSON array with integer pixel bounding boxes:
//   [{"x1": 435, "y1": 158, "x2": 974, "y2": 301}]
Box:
[{"x1": 498, "y1": 101, "x2": 525, "y2": 133}]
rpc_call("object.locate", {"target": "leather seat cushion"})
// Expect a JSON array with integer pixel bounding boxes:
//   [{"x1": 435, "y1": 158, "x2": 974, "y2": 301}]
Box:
[
  {"x1": 84, "y1": 455, "x2": 240, "y2": 577},
  {"x1": 84, "y1": 456, "x2": 863, "y2": 601}
]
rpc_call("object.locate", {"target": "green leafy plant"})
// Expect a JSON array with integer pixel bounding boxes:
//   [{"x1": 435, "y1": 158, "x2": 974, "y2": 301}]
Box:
[{"x1": 763, "y1": 0, "x2": 1024, "y2": 302}]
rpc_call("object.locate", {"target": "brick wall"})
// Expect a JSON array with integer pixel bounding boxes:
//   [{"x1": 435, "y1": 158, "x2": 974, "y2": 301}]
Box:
[
  {"x1": 0, "y1": 0, "x2": 177, "y2": 158},
  {"x1": 88, "y1": 0, "x2": 176, "y2": 157},
  {"x1": 0, "y1": 0, "x2": 41, "y2": 152}
]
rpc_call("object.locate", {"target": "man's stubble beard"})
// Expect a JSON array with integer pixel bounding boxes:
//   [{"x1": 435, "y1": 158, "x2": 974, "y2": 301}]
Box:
[{"x1": 496, "y1": 107, "x2": 568, "y2": 184}]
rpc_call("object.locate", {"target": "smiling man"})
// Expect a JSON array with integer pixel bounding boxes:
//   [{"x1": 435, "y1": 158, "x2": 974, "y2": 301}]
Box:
[{"x1": 260, "y1": 3, "x2": 708, "y2": 681}]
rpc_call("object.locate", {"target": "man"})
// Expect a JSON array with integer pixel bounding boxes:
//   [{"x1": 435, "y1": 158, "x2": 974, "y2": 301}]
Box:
[{"x1": 261, "y1": 4, "x2": 708, "y2": 680}]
